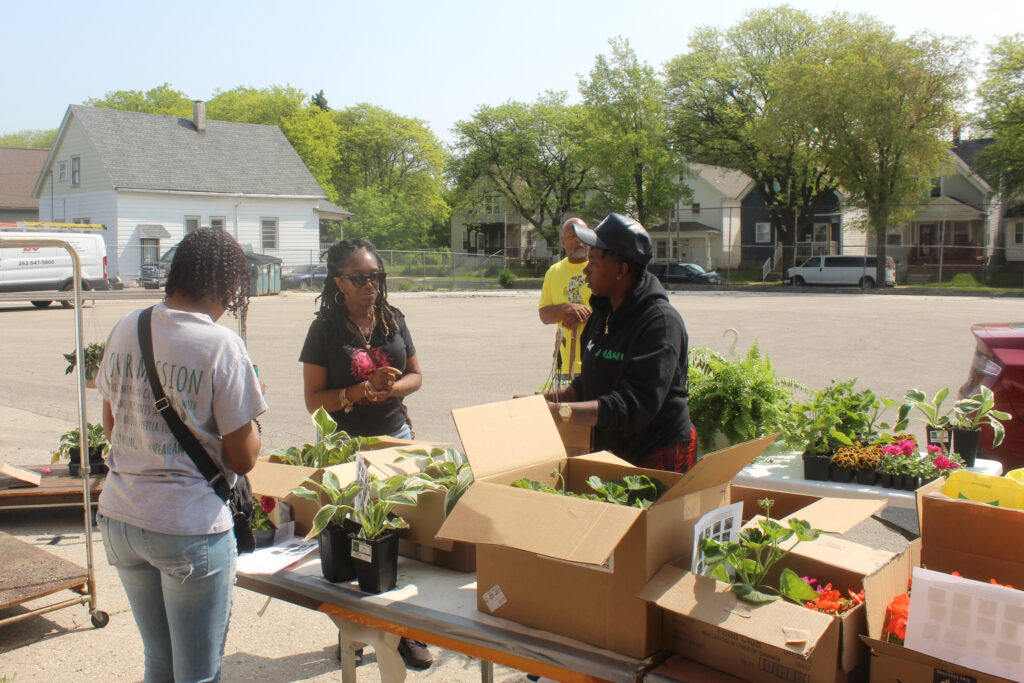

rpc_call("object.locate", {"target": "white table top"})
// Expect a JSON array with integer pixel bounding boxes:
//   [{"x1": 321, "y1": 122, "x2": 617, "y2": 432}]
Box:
[{"x1": 731, "y1": 451, "x2": 1003, "y2": 510}]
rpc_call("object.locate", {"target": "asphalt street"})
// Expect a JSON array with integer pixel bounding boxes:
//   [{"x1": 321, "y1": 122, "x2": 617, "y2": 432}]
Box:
[{"x1": 1, "y1": 288, "x2": 1021, "y2": 681}]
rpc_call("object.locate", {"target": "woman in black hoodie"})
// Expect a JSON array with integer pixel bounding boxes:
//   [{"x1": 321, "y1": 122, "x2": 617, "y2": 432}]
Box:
[{"x1": 542, "y1": 213, "x2": 698, "y2": 472}]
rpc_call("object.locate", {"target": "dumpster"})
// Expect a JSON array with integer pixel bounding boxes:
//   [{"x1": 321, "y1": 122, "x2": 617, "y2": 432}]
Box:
[{"x1": 245, "y1": 252, "x2": 283, "y2": 296}]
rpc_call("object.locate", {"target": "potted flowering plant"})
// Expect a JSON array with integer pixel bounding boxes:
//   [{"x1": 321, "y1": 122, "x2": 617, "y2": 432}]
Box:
[
  {"x1": 829, "y1": 446, "x2": 859, "y2": 483},
  {"x1": 876, "y1": 437, "x2": 917, "y2": 488},
  {"x1": 251, "y1": 496, "x2": 277, "y2": 548},
  {"x1": 63, "y1": 342, "x2": 105, "y2": 388},
  {"x1": 52, "y1": 422, "x2": 109, "y2": 476},
  {"x1": 801, "y1": 577, "x2": 865, "y2": 616},
  {"x1": 916, "y1": 447, "x2": 965, "y2": 485},
  {"x1": 950, "y1": 386, "x2": 1010, "y2": 467}
]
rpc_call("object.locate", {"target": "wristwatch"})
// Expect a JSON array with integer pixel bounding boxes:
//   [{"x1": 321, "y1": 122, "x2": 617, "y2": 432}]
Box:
[{"x1": 559, "y1": 404, "x2": 572, "y2": 423}]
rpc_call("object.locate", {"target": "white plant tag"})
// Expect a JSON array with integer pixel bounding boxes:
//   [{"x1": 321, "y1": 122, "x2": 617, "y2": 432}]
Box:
[
  {"x1": 482, "y1": 584, "x2": 507, "y2": 612},
  {"x1": 350, "y1": 539, "x2": 372, "y2": 563},
  {"x1": 354, "y1": 452, "x2": 370, "y2": 512}
]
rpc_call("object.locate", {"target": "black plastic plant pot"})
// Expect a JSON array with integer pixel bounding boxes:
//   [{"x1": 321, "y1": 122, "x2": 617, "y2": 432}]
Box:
[
  {"x1": 926, "y1": 425, "x2": 952, "y2": 451},
  {"x1": 878, "y1": 471, "x2": 894, "y2": 488},
  {"x1": 252, "y1": 529, "x2": 276, "y2": 549},
  {"x1": 319, "y1": 519, "x2": 361, "y2": 583},
  {"x1": 952, "y1": 428, "x2": 980, "y2": 468},
  {"x1": 829, "y1": 464, "x2": 855, "y2": 483},
  {"x1": 901, "y1": 475, "x2": 920, "y2": 491},
  {"x1": 67, "y1": 447, "x2": 108, "y2": 477},
  {"x1": 855, "y1": 469, "x2": 877, "y2": 486},
  {"x1": 350, "y1": 531, "x2": 399, "y2": 594},
  {"x1": 802, "y1": 453, "x2": 831, "y2": 481}
]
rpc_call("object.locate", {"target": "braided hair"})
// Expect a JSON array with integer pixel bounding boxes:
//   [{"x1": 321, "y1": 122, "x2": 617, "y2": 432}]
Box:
[
  {"x1": 316, "y1": 238, "x2": 399, "y2": 340},
  {"x1": 165, "y1": 229, "x2": 251, "y2": 324}
]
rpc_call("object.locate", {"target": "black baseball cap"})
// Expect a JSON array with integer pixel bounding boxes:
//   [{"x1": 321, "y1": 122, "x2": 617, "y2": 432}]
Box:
[{"x1": 573, "y1": 213, "x2": 653, "y2": 265}]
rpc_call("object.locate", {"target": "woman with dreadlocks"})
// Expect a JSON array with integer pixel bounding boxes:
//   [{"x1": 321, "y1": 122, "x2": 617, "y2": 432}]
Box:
[
  {"x1": 299, "y1": 238, "x2": 431, "y2": 670},
  {"x1": 300, "y1": 238, "x2": 422, "y2": 442},
  {"x1": 95, "y1": 229, "x2": 266, "y2": 682}
]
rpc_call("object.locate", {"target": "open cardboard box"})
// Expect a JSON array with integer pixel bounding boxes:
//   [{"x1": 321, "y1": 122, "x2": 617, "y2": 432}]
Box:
[
  {"x1": 248, "y1": 436, "x2": 445, "y2": 537},
  {"x1": 860, "y1": 539, "x2": 1020, "y2": 683},
  {"x1": 638, "y1": 492, "x2": 891, "y2": 683},
  {"x1": 361, "y1": 446, "x2": 475, "y2": 572},
  {"x1": 436, "y1": 394, "x2": 779, "y2": 658}
]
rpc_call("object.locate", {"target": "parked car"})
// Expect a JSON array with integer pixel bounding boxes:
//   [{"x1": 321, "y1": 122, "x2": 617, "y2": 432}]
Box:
[
  {"x1": 783, "y1": 255, "x2": 896, "y2": 288},
  {"x1": 281, "y1": 263, "x2": 328, "y2": 290},
  {"x1": 647, "y1": 262, "x2": 725, "y2": 286},
  {"x1": 957, "y1": 322, "x2": 1024, "y2": 467},
  {"x1": 139, "y1": 246, "x2": 177, "y2": 289}
]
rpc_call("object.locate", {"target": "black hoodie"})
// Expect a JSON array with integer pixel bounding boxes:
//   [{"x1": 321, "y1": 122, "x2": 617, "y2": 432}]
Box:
[{"x1": 569, "y1": 271, "x2": 692, "y2": 464}]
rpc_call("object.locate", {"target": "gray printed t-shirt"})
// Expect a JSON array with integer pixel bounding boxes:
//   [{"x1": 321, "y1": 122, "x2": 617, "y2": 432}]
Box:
[{"x1": 96, "y1": 303, "x2": 267, "y2": 535}]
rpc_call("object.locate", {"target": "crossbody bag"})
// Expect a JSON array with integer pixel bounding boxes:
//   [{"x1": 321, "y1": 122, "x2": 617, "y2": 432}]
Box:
[{"x1": 137, "y1": 306, "x2": 256, "y2": 554}]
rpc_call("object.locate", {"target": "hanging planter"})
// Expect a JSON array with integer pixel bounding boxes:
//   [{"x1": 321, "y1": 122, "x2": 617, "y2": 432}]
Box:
[{"x1": 350, "y1": 531, "x2": 399, "y2": 594}]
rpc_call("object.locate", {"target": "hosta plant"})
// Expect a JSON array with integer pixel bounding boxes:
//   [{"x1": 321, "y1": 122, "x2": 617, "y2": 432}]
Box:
[
  {"x1": 270, "y1": 407, "x2": 375, "y2": 468},
  {"x1": 511, "y1": 472, "x2": 668, "y2": 509},
  {"x1": 398, "y1": 447, "x2": 473, "y2": 515}
]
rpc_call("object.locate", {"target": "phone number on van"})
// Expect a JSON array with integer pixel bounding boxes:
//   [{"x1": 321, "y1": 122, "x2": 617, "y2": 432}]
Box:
[{"x1": 16, "y1": 259, "x2": 57, "y2": 266}]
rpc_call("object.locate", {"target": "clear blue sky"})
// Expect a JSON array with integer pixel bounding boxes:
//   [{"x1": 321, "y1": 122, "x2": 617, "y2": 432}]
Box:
[{"x1": 3, "y1": 0, "x2": 1010, "y2": 143}]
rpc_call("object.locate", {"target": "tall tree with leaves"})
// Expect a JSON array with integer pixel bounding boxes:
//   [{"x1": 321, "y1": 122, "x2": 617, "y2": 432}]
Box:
[
  {"x1": 579, "y1": 37, "x2": 685, "y2": 229},
  {"x1": 332, "y1": 104, "x2": 449, "y2": 248},
  {"x1": 664, "y1": 7, "x2": 838, "y2": 268},
  {"x1": 976, "y1": 34, "x2": 1024, "y2": 200},
  {"x1": 450, "y1": 92, "x2": 590, "y2": 246},
  {"x1": 0, "y1": 129, "x2": 57, "y2": 149},
  {"x1": 86, "y1": 83, "x2": 194, "y2": 116},
  {"x1": 785, "y1": 17, "x2": 972, "y2": 284}
]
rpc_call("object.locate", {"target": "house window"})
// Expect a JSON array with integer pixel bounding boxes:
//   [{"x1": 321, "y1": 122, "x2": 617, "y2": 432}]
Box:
[
  {"x1": 74, "y1": 217, "x2": 91, "y2": 226},
  {"x1": 58, "y1": 162, "x2": 68, "y2": 183},
  {"x1": 184, "y1": 216, "x2": 200, "y2": 234},
  {"x1": 930, "y1": 178, "x2": 941, "y2": 197},
  {"x1": 953, "y1": 222, "x2": 971, "y2": 246},
  {"x1": 886, "y1": 228, "x2": 903, "y2": 246},
  {"x1": 1015, "y1": 223, "x2": 1023, "y2": 245},
  {"x1": 261, "y1": 217, "x2": 279, "y2": 250},
  {"x1": 210, "y1": 216, "x2": 225, "y2": 231},
  {"x1": 691, "y1": 203, "x2": 701, "y2": 214},
  {"x1": 755, "y1": 222, "x2": 771, "y2": 244},
  {"x1": 813, "y1": 223, "x2": 829, "y2": 243},
  {"x1": 482, "y1": 194, "x2": 502, "y2": 215},
  {"x1": 141, "y1": 238, "x2": 160, "y2": 264},
  {"x1": 656, "y1": 240, "x2": 667, "y2": 259},
  {"x1": 71, "y1": 156, "x2": 81, "y2": 187}
]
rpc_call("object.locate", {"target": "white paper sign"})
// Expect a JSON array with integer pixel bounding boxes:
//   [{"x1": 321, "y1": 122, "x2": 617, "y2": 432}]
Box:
[
  {"x1": 482, "y1": 584, "x2": 507, "y2": 612},
  {"x1": 350, "y1": 539, "x2": 373, "y2": 562},
  {"x1": 691, "y1": 502, "x2": 744, "y2": 575},
  {"x1": 904, "y1": 567, "x2": 1024, "y2": 681},
  {"x1": 236, "y1": 536, "x2": 318, "y2": 575}
]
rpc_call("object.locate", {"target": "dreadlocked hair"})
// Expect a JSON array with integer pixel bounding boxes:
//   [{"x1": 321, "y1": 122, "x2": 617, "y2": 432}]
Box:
[
  {"x1": 165, "y1": 228, "x2": 251, "y2": 324},
  {"x1": 316, "y1": 238, "x2": 399, "y2": 340}
]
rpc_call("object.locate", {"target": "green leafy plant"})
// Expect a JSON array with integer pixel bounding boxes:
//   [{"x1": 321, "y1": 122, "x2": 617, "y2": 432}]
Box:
[
  {"x1": 701, "y1": 498, "x2": 823, "y2": 604},
  {"x1": 510, "y1": 472, "x2": 667, "y2": 508},
  {"x1": 951, "y1": 386, "x2": 1012, "y2": 447},
  {"x1": 829, "y1": 446, "x2": 860, "y2": 470},
  {"x1": 792, "y1": 380, "x2": 872, "y2": 455},
  {"x1": 251, "y1": 496, "x2": 276, "y2": 531},
  {"x1": 497, "y1": 269, "x2": 517, "y2": 288},
  {"x1": 688, "y1": 342, "x2": 806, "y2": 448},
  {"x1": 350, "y1": 474, "x2": 434, "y2": 540},
  {"x1": 52, "y1": 422, "x2": 109, "y2": 463},
  {"x1": 904, "y1": 388, "x2": 952, "y2": 429},
  {"x1": 269, "y1": 407, "x2": 375, "y2": 468},
  {"x1": 63, "y1": 342, "x2": 105, "y2": 379},
  {"x1": 291, "y1": 470, "x2": 362, "y2": 539},
  {"x1": 397, "y1": 447, "x2": 474, "y2": 515}
]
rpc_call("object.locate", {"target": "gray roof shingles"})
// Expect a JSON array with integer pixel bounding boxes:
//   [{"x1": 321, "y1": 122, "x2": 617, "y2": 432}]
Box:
[{"x1": 70, "y1": 105, "x2": 326, "y2": 197}]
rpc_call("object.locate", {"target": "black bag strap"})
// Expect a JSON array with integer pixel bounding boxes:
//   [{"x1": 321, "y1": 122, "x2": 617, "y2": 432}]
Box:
[{"x1": 138, "y1": 306, "x2": 232, "y2": 503}]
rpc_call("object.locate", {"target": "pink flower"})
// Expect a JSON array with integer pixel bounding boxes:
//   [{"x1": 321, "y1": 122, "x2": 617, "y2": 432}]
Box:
[
  {"x1": 933, "y1": 456, "x2": 959, "y2": 471},
  {"x1": 882, "y1": 444, "x2": 901, "y2": 456},
  {"x1": 926, "y1": 445, "x2": 942, "y2": 455},
  {"x1": 259, "y1": 496, "x2": 276, "y2": 514},
  {"x1": 897, "y1": 440, "x2": 917, "y2": 456}
]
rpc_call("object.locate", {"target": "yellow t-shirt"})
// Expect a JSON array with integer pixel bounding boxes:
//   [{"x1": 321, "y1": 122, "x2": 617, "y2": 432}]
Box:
[{"x1": 539, "y1": 258, "x2": 591, "y2": 376}]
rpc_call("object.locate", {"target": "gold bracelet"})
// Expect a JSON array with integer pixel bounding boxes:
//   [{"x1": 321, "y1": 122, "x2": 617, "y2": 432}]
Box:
[{"x1": 338, "y1": 386, "x2": 354, "y2": 413}]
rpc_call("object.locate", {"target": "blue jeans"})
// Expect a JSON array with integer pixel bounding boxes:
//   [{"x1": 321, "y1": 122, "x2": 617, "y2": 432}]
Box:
[
  {"x1": 389, "y1": 421, "x2": 413, "y2": 440},
  {"x1": 99, "y1": 515, "x2": 236, "y2": 683}
]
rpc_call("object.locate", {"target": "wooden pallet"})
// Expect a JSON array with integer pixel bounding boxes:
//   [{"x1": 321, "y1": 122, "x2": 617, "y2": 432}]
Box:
[{"x1": 0, "y1": 531, "x2": 88, "y2": 611}]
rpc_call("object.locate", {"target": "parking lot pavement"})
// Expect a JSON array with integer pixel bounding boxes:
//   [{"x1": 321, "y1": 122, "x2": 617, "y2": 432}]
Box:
[{"x1": 1, "y1": 289, "x2": 1021, "y2": 681}]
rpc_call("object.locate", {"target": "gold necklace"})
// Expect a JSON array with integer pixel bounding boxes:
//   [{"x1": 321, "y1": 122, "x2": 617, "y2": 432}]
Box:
[{"x1": 348, "y1": 316, "x2": 375, "y2": 350}]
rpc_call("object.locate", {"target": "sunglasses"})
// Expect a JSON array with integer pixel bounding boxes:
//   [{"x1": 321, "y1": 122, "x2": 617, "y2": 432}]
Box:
[{"x1": 339, "y1": 272, "x2": 386, "y2": 287}]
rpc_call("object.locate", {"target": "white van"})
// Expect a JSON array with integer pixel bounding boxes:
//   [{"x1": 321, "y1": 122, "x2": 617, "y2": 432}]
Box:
[
  {"x1": 784, "y1": 255, "x2": 896, "y2": 288},
  {"x1": 0, "y1": 231, "x2": 109, "y2": 307}
]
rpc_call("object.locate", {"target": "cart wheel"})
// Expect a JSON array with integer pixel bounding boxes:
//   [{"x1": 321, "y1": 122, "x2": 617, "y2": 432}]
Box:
[{"x1": 91, "y1": 610, "x2": 110, "y2": 628}]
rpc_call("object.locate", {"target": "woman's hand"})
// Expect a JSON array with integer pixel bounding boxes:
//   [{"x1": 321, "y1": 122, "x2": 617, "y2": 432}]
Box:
[
  {"x1": 362, "y1": 379, "x2": 391, "y2": 403},
  {"x1": 368, "y1": 366, "x2": 402, "y2": 391}
]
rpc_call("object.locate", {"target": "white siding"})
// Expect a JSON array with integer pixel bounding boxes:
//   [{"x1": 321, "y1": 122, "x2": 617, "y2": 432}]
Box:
[
  {"x1": 113, "y1": 192, "x2": 321, "y2": 280},
  {"x1": 41, "y1": 117, "x2": 114, "y2": 197}
]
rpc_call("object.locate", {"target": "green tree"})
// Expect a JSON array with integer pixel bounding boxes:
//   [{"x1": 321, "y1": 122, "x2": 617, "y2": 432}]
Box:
[
  {"x1": 332, "y1": 104, "x2": 450, "y2": 248},
  {"x1": 976, "y1": 34, "x2": 1024, "y2": 200},
  {"x1": 664, "y1": 7, "x2": 838, "y2": 268},
  {"x1": 785, "y1": 17, "x2": 972, "y2": 284},
  {"x1": 579, "y1": 37, "x2": 686, "y2": 229},
  {"x1": 206, "y1": 85, "x2": 307, "y2": 125},
  {"x1": 450, "y1": 91, "x2": 591, "y2": 246},
  {"x1": 312, "y1": 89, "x2": 330, "y2": 111},
  {"x1": 0, "y1": 129, "x2": 57, "y2": 148},
  {"x1": 86, "y1": 83, "x2": 193, "y2": 116}
]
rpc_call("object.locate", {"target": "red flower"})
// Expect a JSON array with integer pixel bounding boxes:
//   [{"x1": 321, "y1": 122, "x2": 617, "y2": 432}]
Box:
[
  {"x1": 883, "y1": 593, "x2": 911, "y2": 643},
  {"x1": 259, "y1": 496, "x2": 276, "y2": 514}
]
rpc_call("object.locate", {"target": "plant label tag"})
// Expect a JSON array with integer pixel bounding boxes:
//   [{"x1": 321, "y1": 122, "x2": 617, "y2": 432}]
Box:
[
  {"x1": 482, "y1": 584, "x2": 507, "y2": 612},
  {"x1": 355, "y1": 452, "x2": 370, "y2": 511},
  {"x1": 350, "y1": 540, "x2": 372, "y2": 563}
]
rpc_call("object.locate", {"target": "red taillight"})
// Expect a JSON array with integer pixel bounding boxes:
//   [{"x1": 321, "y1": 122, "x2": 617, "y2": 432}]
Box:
[{"x1": 103, "y1": 255, "x2": 108, "y2": 280}]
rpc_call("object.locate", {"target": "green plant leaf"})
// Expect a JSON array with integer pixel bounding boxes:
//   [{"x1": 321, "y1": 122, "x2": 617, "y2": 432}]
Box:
[
  {"x1": 733, "y1": 583, "x2": 780, "y2": 603},
  {"x1": 711, "y1": 564, "x2": 731, "y2": 583},
  {"x1": 778, "y1": 568, "x2": 820, "y2": 604}
]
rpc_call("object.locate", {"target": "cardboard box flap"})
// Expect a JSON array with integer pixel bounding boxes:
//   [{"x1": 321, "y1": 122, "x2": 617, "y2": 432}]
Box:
[
  {"x1": 657, "y1": 434, "x2": 778, "y2": 507},
  {"x1": 788, "y1": 534, "x2": 895, "y2": 575},
  {"x1": 248, "y1": 460, "x2": 315, "y2": 498},
  {"x1": 452, "y1": 396, "x2": 567, "y2": 480},
  {"x1": 437, "y1": 481, "x2": 643, "y2": 565},
  {"x1": 573, "y1": 450, "x2": 633, "y2": 467},
  {"x1": 360, "y1": 447, "x2": 433, "y2": 476},
  {"x1": 781, "y1": 496, "x2": 885, "y2": 535},
  {"x1": 862, "y1": 541, "x2": 917, "y2": 639},
  {"x1": 638, "y1": 564, "x2": 835, "y2": 656}
]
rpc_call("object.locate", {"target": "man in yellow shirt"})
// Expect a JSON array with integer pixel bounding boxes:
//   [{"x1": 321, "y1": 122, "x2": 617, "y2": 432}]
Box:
[{"x1": 539, "y1": 217, "x2": 592, "y2": 385}]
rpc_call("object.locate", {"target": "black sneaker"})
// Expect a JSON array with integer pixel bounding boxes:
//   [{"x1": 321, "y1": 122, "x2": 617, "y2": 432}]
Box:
[{"x1": 398, "y1": 638, "x2": 433, "y2": 670}]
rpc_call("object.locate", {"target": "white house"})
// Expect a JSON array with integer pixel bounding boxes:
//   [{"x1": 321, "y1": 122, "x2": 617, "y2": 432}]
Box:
[{"x1": 32, "y1": 103, "x2": 350, "y2": 281}]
